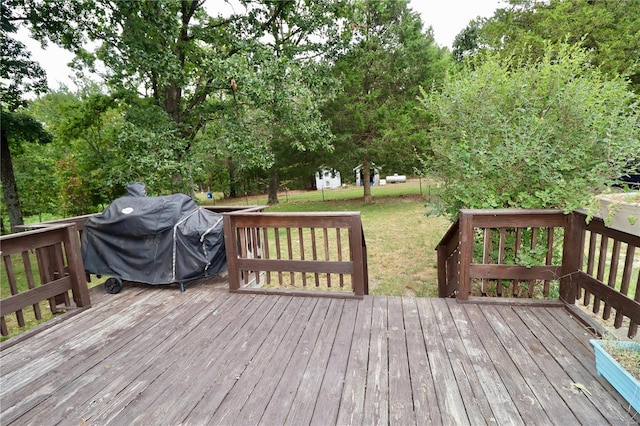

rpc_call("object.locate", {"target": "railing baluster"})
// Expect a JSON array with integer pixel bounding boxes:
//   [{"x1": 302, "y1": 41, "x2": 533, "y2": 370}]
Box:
[
  {"x1": 22, "y1": 251, "x2": 42, "y2": 320},
  {"x1": 482, "y1": 228, "x2": 491, "y2": 296},
  {"x1": 602, "y1": 240, "x2": 621, "y2": 320},
  {"x1": 614, "y1": 245, "x2": 635, "y2": 328},
  {"x1": 513, "y1": 228, "x2": 522, "y2": 297},
  {"x1": 527, "y1": 227, "x2": 538, "y2": 297},
  {"x1": 311, "y1": 228, "x2": 319, "y2": 286},
  {"x1": 323, "y1": 228, "x2": 331, "y2": 288},
  {"x1": 3, "y1": 255, "x2": 25, "y2": 327},
  {"x1": 286, "y1": 228, "x2": 294, "y2": 286},
  {"x1": 543, "y1": 227, "x2": 554, "y2": 297},
  {"x1": 299, "y1": 227, "x2": 306, "y2": 287},
  {"x1": 593, "y1": 235, "x2": 609, "y2": 314},
  {"x1": 337, "y1": 228, "x2": 344, "y2": 288}
]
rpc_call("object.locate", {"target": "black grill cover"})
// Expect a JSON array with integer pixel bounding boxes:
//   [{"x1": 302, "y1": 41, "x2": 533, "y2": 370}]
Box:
[{"x1": 82, "y1": 193, "x2": 226, "y2": 285}]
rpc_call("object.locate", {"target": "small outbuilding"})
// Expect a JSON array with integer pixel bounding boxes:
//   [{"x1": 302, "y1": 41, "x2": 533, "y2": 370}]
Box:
[
  {"x1": 354, "y1": 164, "x2": 381, "y2": 186},
  {"x1": 316, "y1": 167, "x2": 342, "y2": 190}
]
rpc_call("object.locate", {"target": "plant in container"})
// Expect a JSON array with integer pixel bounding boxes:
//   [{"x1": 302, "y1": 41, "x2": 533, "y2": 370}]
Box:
[
  {"x1": 595, "y1": 192, "x2": 640, "y2": 236},
  {"x1": 590, "y1": 338, "x2": 640, "y2": 413}
]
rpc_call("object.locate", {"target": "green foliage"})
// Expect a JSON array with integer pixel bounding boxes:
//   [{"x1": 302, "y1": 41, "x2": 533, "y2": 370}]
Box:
[
  {"x1": 13, "y1": 142, "x2": 59, "y2": 218},
  {"x1": 453, "y1": 0, "x2": 640, "y2": 93},
  {"x1": 0, "y1": 0, "x2": 48, "y2": 110},
  {"x1": 323, "y1": 0, "x2": 451, "y2": 201},
  {"x1": 420, "y1": 43, "x2": 640, "y2": 217}
]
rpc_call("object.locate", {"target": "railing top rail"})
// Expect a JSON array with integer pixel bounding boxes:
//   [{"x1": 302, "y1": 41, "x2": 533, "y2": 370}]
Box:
[
  {"x1": 1, "y1": 222, "x2": 75, "y2": 242},
  {"x1": 436, "y1": 216, "x2": 459, "y2": 248},
  {"x1": 223, "y1": 211, "x2": 361, "y2": 217},
  {"x1": 459, "y1": 208, "x2": 565, "y2": 216},
  {"x1": 202, "y1": 205, "x2": 268, "y2": 213}
]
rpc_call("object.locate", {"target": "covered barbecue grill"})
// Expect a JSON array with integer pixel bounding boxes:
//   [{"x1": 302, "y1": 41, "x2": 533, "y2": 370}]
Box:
[{"x1": 81, "y1": 183, "x2": 226, "y2": 293}]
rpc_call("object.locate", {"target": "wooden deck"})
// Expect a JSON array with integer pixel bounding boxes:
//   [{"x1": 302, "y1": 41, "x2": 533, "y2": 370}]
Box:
[{"x1": 1, "y1": 279, "x2": 638, "y2": 425}]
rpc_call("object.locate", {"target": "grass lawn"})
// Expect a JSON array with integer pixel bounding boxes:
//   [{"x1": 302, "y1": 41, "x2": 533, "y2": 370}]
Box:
[{"x1": 203, "y1": 179, "x2": 452, "y2": 296}]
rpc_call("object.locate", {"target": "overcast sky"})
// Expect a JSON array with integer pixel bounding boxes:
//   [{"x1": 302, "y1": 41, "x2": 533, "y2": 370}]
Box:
[{"x1": 19, "y1": 0, "x2": 504, "y2": 91}]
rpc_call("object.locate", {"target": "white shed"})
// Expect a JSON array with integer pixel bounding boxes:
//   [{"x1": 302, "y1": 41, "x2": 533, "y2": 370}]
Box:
[
  {"x1": 316, "y1": 167, "x2": 342, "y2": 190},
  {"x1": 353, "y1": 164, "x2": 381, "y2": 186}
]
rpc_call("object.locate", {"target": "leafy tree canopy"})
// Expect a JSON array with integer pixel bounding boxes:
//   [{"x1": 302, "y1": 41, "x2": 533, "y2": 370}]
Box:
[
  {"x1": 323, "y1": 0, "x2": 450, "y2": 202},
  {"x1": 453, "y1": 0, "x2": 640, "y2": 92}
]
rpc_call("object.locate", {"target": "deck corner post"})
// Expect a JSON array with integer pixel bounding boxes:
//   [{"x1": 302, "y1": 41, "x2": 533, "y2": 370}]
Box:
[
  {"x1": 63, "y1": 224, "x2": 91, "y2": 308},
  {"x1": 559, "y1": 211, "x2": 584, "y2": 305},
  {"x1": 223, "y1": 214, "x2": 241, "y2": 291},
  {"x1": 350, "y1": 214, "x2": 366, "y2": 296},
  {"x1": 436, "y1": 243, "x2": 448, "y2": 297},
  {"x1": 458, "y1": 211, "x2": 473, "y2": 301}
]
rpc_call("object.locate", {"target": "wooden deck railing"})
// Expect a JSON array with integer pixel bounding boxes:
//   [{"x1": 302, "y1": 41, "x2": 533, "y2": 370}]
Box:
[
  {"x1": 0, "y1": 223, "x2": 91, "y2": 336},
  {"x1": 436, "y1": 209, "x2": 640, "y2": 338},
  {"x1": 223, "y1": 212, "x2": 368, "y2": 298},
  {"x1": 570, "y1": 211, "x2": 640, "y2": 338}
]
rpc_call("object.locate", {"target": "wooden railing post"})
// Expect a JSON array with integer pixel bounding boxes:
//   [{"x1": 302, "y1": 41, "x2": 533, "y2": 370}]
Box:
[
  {"x1": 560, "y1": 211, "x2": 585, "y2": 305},
  {"x1": 436, "y1": 243, "x2": 447, "y2": 297},
  {"x1": 63, "y1": 224, "x2": 91, "y2": 308},
  {"x1": 350, "y1": 214, "x2": 365, "y2": 296},
  {"x1": 223, "y1": 214, "x2": 241, "y2": 291},
  {"x1": 458, "y1": 211, "x2": 473, "y2": 300}
]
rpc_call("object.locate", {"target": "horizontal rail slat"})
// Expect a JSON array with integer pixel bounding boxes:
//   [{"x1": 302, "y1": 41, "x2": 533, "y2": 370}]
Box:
[
  {"x1": 0, "y1": 225, "x2": 71, "y2": 255},
  {"x1": 470, "y1": 265, "x2": 562, "y2": 281},
  {"x1": 577, "y1": 272, "x2": 640, "y2": 325},
  {"x1": 0, "y1": 277, "x2": 72, "y2": 316},
  {"x1": 226, "y1": 212, "x2": 360, "y2": 229},
  {"x1": 236, "y1": 259, "x2": 354, "y2": 274}
]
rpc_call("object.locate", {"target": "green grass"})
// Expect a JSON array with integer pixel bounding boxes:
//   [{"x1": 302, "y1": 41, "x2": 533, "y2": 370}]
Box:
[
  {"x1": 197, "y1": 178, "x2": 441, "y2": 206},
  {"x1": 208, "y1": 179, "x2": 451, "y2": 297}
]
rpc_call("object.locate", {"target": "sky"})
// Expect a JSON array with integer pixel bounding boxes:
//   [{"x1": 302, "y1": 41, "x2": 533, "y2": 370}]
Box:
[{"x1": 18, "y1": 0, "x2": 504, "y2": 91}]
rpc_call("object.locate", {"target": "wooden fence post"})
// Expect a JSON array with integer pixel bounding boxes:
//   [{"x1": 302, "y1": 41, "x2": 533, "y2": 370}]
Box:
[
  {"x1": 458, "y1": 211, "x2": 473, "y2": 301},
  {"x1": 223, "y1": 214, "x2": 240, "y2": 291},
  {"x1": 63, "y1": 224, "x2": 91, "y2": 308},
  {"x1": 560, "y1": 211, "x2": 584, "y2": 304},
  {"x1": 350, "y1": 215, "x2": 365, "y2": 296}
]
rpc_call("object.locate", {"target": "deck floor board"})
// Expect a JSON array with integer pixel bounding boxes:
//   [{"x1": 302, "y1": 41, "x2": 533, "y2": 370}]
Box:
[{"x1": 1, "y1": 282, "x2": 637, "y2": 425}]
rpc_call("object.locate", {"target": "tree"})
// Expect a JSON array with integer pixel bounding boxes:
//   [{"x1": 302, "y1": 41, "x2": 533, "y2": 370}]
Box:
[
  {"x1": 323, "y1": 0, "x2": 449, "y2": 202},
  {"x1": 420, "y1": 43, "x2": 640, "y2": 217},
  {"x1": 453, "y1": 0, "x2": 640, "y2": 92},
  {"x1": 1, "y1": 0, "x2": 50, "y2": 230},
  {"x1": 17, "y1": 0, "x2": 342, "y2": 203}
]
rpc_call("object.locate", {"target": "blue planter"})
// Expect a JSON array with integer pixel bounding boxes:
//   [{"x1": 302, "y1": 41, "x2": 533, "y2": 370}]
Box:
[{"x1": 590, "y1": 339, "x2": 640, "y2": 412}]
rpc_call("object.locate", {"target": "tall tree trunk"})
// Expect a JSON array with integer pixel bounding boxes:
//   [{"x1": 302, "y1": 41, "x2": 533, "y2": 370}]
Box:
[
  {"x1": 268, "y1": 164, "x2": 279, "y2": 204},
  {"x1": 0, "y1": 129, "x2": 24, "y2": 231},
  {"x1": 227, "y1": 156, "x2": 237, "y2": 198},
  {"x1": 363, "y1": 157, "x2": 372, "y2": 203}
]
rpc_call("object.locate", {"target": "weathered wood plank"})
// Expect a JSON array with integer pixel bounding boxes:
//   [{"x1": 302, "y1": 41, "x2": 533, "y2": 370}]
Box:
[
  {"x1": 228, "y1": 297, "x2": 318, "y2": 425},
  {"x1": 363, "y1": 296, "x2": 389, "y2": 425},
  {"x1": 200, "y1": 296, "x2": 307, "y2": 426},
  {"x1": 416, "y1": 298, "x2": 470, "y2": 425},
  {"x1": 335, "y1": 296, "x2": 373, "y2": 425},
  {"x1": 283, "y1": 299, "x2": 345, "y2": 425},
  {"x1": 15, "y1": 287, "x2": 224, "y2": 425},
  {"x1": 481, "y1": 305, "x2": 579, "y2": 424},
  {"x1": 446, "y1": 300, "x2": 524, "y2": 425},
  {"x1": 514, "y1": 306, "x2": 635, "y2": 422},
  {"x1": 86, "y1": 292, "x2": 271, "y2": 425},
  {"x1": 310, "y1": 298, "x2": 358, "y2": 426},
  {"x1": 2, "y1": 286, "x2": 636, "y2": 426},
  {"x1": 387, "y1": 297, "x2": 415, "y2": 425},
  {"x1": 499, "y1": 306, "x2": 606, "y2": 425},
  {"x1": 1, "y1": 288, "x2": 205, "y2": 425},
  {"x1": 432, "y1": 298, "x2": 493, "y2": 423},
  {"x1": 402, "y1": 297, "x2": 441, "y2": 425},
  {"x1": 111, "y1": 294, "x2": 284, "y2": 425},
  {"x1": 462, "y1": 303, "x2": 553, "y2": 424}
]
